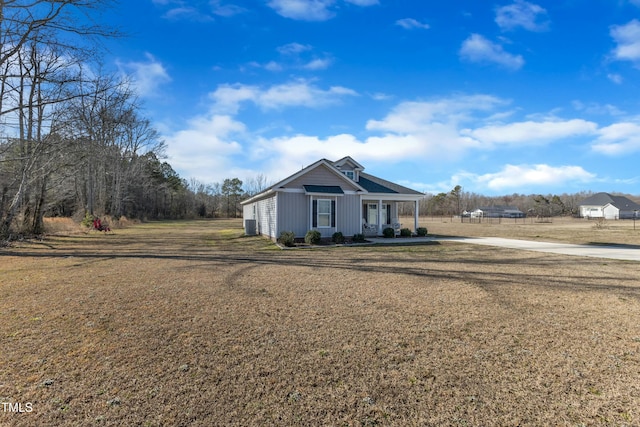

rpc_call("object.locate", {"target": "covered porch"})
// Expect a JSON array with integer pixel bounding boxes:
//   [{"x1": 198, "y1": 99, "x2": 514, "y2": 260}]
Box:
[{"x1": 360, "y1": 198, "x2": 420, "y2": 236}]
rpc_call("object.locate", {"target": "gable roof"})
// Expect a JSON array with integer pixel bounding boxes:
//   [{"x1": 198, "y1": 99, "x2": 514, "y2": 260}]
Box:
[
  {"x1": 241, "y1": 157, "x2": 423, "y2": 205},
  {"x1": 274, "y1": 158, "x2": 365, "y2": 190},
  {"x1": 580, "y1": 192, "x2": 640, "y2": 210},
  {"x1": 477, "y1": 205, "x2": 523, "y2": 213},
  {"x1": 359, "y1": 172, "x2": 424, "y2": 195},
  {"x1": 332, "y1": 156, "x2": 364, "y2": 171}
]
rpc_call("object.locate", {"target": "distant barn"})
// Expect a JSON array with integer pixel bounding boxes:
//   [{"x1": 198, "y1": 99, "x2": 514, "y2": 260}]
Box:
[{"x1": 467, "y1": 206, "x2": 525, "y2": 219}]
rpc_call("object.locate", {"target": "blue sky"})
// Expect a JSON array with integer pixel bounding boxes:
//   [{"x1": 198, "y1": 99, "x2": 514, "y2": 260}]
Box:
[{"x1": 103, "y1": 0, "x2": 640, "y2": 195}]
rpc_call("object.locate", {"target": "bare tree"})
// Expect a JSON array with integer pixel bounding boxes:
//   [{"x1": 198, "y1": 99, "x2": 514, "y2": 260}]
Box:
[{"x1": 0, "y1": 0, "x2": 118, "y2": 238}]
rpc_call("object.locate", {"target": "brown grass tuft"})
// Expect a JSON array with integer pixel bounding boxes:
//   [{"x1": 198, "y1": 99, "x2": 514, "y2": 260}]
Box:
[{"x1": 42, "y1": 217, "x2": 84, "y2": 235}]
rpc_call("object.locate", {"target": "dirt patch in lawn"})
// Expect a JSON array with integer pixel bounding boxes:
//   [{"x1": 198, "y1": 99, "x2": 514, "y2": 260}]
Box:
[{"x1": 1, "y1": 219, "x2": 640, "y2": 426}]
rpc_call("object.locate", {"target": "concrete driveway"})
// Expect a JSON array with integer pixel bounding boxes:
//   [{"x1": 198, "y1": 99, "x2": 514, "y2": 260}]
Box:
[
  {"x1": 369, "y1": 236, "x2": 640, "y2": 261},
  {"x1": 439, "y1": 237, "x2": 640, "y2": 262}
]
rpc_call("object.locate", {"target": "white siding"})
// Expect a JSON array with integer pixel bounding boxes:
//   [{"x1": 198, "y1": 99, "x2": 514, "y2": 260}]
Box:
[
  {"x1": 603, "y1": 204, "x2": 620, "y2": 220},
  {"x1": 580, "y1": 205, "x2": 603, "y2": 218},
  {"x1": 247, "y1": 194, "x2": 277, "y2": 238}
]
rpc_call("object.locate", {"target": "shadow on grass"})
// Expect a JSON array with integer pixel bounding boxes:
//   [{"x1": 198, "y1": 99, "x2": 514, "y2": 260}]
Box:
[
  {"x1": 586, "y1": 241, "x2": 640, "y2": 250},
  {"x1": 3, "y1": 220, "x2": 640, "y2": 300}
]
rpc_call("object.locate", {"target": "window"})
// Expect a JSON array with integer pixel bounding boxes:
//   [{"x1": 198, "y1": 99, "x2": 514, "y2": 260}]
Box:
[
  {"x1": 343, "y1": 170, "x2": 355, "y2": 180},
  {"x1": 367, "y1": 203, "x2": 389, "y2": 225},
  {"x1": 313, "y1": 199, "x2": 335, "y2": 228},
  {"x1": 318, "y1": 200, "x2": 331, "y2": 227}
]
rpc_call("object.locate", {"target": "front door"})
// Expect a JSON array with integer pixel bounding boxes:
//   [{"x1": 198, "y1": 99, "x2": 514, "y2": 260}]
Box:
[{"x1": 367, "y1": 203, "x2": 387, "y2": 226}]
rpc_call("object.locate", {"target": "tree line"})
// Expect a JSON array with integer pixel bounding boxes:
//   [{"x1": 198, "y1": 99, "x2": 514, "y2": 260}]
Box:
[
  {"x1": 398, "y1": 186, "x2": 640, "y2": 218},
  {"x1": 0, "y1": 1, "x2": 269, "y2": 241}
]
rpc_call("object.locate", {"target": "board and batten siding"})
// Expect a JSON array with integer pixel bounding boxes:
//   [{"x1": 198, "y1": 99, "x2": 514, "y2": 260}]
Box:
[
  {"x1": 277, "y1": 192, "x2": 362, "y2": 238},
  {"x1": 337, "y1": 195, "x2": 362, "y2": 236},
  {"x1": 276, "y1": 192, "x2": 309, "y2": 237}
]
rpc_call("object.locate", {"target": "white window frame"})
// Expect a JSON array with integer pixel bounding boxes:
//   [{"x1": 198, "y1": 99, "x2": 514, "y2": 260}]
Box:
[
  {"x1": 343, "y1": 170, "x2": 355, "y2": 180},
  {"x1": 317, "y1": 199, "x2": 332, "y2": 228}
]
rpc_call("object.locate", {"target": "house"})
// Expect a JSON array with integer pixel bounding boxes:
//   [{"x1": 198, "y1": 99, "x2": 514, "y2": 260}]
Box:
[
  {"x1": 579, "y1": 192, "x2": 640, "y2": 220},
  {"x1": 468, "y1": 206, "x2": 525, "y2": 218},
  {"x1": 241, "y1": 157, "x2": 424, "y2": 239}
]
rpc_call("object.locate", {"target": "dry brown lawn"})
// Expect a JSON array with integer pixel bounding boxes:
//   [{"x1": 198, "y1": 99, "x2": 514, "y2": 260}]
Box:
[{"x1": 1, "y1": 219, "x2": 640, "y2": 426}]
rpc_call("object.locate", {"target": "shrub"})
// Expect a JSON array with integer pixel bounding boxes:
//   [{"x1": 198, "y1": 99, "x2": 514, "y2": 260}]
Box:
[
  {"x1": 332, "y1": 231, "x2": 345, "y2": 244},
  {"x1": 352, "y1": 233, "x2": 366, "y2": 243},
  {"x1": 81, "y1": 212, "x2": 95, "y2": 228},
  {"x1": 305, "y1": 230, "x2": 322, "y2": 245},
  {"x1": 382, "y1": 227, "x2": 395, "y2": 238},
  {"x1": 400, "y1": 228, "x2": 411, "y2": 237},
  {"x1": 278, "y1": 231, "x2": 295, "y2": 247},
  {"x1": 416, "y1": 227, "x2": 428, "y2": 237}
]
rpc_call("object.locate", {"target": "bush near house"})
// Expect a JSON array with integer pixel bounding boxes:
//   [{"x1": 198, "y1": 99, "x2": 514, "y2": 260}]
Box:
[
  {"x1": 332, "y1": 232, "x2": 345, "y2": 244},
  {"x1": 417, "y1": 227, "x2": 428, "y2": 237},
  {"x1": 400, "y1": 228, "x2": 411, "y2": 237},
  {"x1": 352, "y1": 233, "x2": 366, "y2": 243},
  {"x1": 278, "y1": 231, "x2": 296, "y2": 247},
  {"x1": 305, "y1": 230, "x2": 322, "y2": 245},
  {"x1": 382, "y1": 227, "x2": 395, "y2": 238}
]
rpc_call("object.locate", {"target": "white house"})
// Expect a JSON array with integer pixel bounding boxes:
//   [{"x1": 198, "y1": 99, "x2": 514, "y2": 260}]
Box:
[{"x1": 579, "y1": 192, "x2": 640, "y2": 220}]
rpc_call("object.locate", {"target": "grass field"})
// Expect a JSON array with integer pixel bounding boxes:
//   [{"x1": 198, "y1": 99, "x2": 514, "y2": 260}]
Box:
[{"x1": 1, "y1": 218, "x2": 640, "y2": 426}]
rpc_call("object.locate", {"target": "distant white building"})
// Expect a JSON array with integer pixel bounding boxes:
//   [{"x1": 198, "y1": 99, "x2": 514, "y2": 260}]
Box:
[
  {"x1": 579, "y1": 192, "x2": 640, "y2": 220},
  {"x1": 468, "y1": 205, "x2": 525, "y2": 218}
]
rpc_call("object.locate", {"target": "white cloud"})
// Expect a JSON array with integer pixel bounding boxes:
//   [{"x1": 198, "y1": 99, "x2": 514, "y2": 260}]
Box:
[
  {"x1": 344, "y1": 0, "x2": 378, "y2": 5},
  {"x1": 117, "y1": 53, "x2": 171, "y2": 98},
  {"x1": 256, "y1": 96, "x2": 509, "y2": 179},
  {"x1": 267, "y1": 0, "x2": 375, "y2": 21},
  {"x1": 572, "y1": 101, "x2": 624, "y2": 116},
  {"x1": 366, "y1": 95, "x2": 507, "y2": 134},
  {"x1": 303, "y1": 58, "x2": 333, "y2": 70},
  {"x1": 209, "y1": 80, "x2": 358, "y2": 113},
  {"x1": 474, "y1": 164, "x2": 596, "y2": 191},
  {"x1": 369, "y1": 92, "x2": 392, "y2": 101},
  {"x1": 209, "y1": 83, "x2": 258, "y2": 114},
  {"x1": 277, "y1": 42, "x2": 312, "y2": 55},
  {"x1": 254, "y1": 43, "x2": 332, "y2": 71},
  {"x1": 592, "y1": 122, "x2": 640, "y2": 155},
  {"x1": 153, "y1": 0, "x2": 244, "y2": 20},
  {"x1": 608, "y1": 73, "x2": 623, "y2": 84},
  {"x1": 164, "y1": 115, "x2": 245, "y2": 182},
  {"x1": 264, "y1": 61, "x2": 284, "y2": 72},
  {"x1": 611, "y1": 19, "x2": 640, "y2": 62},
  {"x1": 363, "y1": 97, "x2": 493, "y2": 159},
  {"x1": 465, "y1": 119, "x2": 598, "y2": 146},
  {"x1": 162, "y1": 6, "x2": 215, "y2": 21},
  {"x1": 495, "y1": 0, "x2": 549, "y2": 32},
  {"x1": 267, "y1": 0, "x2": 336, "y2": 21},
  {"x1": 459, "y1": 34, "x2": 524, "y2": 70},
  {"x1": 395, "y1": 18, "x2": 430, "y2": 30},
  {"x1": 258, "y1": 132, "x2": 444, "y2": 181},
  {"x1": 211, "y1": 1, "x2": 246, "y2": 17}
]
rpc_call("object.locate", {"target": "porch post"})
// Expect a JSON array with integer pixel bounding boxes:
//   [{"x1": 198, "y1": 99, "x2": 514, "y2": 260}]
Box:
[
  {"x1": 309, "y1": 195, "x2": 313, "y2": 231},
  {"x1": 415, "y1": 199, "x2": 419, "y2": 232},
  {"x1": 359, "y1": 195, "x2": 363, "y2": 235},
  {"x1": 378, "y1": 199, "x2": 382, "y2": 235}
]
